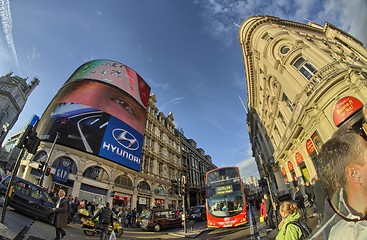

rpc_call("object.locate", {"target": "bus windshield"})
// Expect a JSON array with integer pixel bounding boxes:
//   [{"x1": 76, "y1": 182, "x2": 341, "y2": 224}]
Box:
[{"x1": 207, "y1": 191, "x2": 244, "y2": 218}]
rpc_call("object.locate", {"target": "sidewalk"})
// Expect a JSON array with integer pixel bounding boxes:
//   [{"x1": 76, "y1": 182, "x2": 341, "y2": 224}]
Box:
[{"x1": 168, "y1": 221, "x2": 209, "y2": 238}]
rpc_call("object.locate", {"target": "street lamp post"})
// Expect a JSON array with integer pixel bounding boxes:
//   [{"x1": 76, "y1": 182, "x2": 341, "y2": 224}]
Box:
[{"x1": 39, "y1": 132, "x2": 59, "y2": 187}]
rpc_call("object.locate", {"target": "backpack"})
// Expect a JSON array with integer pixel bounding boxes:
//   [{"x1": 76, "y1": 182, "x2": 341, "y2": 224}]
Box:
[
  {"x1": 100, "y1": 207, "x2": 112, "y2": 224},
  {"x1": 285, "y1": 220, "x2": 312, "y2": 240}
]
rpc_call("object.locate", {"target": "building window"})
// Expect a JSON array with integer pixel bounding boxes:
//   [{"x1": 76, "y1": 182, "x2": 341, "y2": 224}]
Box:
[
  {"x1": 280, "y1": 46, "x2": 290, "y2": 55},
  {"x1": 262, "y1": 32, "x2": 273, "y2": 41},
  {"x1": 293, "y1": 56, "x2": 317, "y2": 80},
  {"x1": 115, "y1": 175, "x2": 133, "y2": 189},
  {"x1": 283, "y1": 94, "x2": 293, "y2": 112},
  {"x1": 278, "y1": 112, "x2": 286, "y2": 127},
  {"x1": 83, "y1": 166, "x2": 109, "y2": 182},
  {"x1": 137, "y1": 181, "x2": 151, "y2": 191}
]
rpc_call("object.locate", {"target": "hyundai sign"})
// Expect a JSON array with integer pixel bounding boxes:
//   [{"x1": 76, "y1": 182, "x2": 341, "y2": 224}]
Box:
[{"x1": 36, "y1": 60, "x2": 151, "y2": 172}]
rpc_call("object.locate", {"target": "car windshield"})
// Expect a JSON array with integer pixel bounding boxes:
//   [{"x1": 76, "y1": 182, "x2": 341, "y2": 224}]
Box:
[{"x1": 189, "y1": 207, "x2": 202, "y2": 214}]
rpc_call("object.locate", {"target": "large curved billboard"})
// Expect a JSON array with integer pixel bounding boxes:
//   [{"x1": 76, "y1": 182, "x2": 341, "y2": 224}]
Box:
[{"x1": 36, "y1": 59, "x2": 151, "y2": 172}]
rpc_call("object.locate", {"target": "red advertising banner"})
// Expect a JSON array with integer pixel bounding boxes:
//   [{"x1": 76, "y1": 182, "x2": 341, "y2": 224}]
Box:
[
  {"x1": 295, "y1": 152, "x2": 304, "y2": 164},
  {"x1": 306, "y1": 139, "x2": 315, "y2": 155},
  {"x1": 333, "y1": 96, "x2": 363, "y2": 127},
  {"x1": 287, "y1": 161, "x2": 294, "y2": 171},
  {"x1": 281, "y1": 167, "x2": 286, "y2": 176}
]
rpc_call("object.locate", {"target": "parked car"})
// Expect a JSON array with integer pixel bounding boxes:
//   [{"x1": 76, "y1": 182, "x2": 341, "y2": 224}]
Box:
[
  {"x1": 0, "y1": 176, "x2": 56, "y2": 224},
  {"x1": 188, "y1": 205, "x2": 206, "y2": 221},
  {"x1": 140, "y1": 208, "x2": 182, "y2": 232}
]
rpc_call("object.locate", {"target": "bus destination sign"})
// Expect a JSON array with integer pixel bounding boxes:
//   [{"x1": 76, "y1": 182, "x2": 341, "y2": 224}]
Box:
[{"x1": 216, "y1": 185, "x2": 233, "y2": 195}]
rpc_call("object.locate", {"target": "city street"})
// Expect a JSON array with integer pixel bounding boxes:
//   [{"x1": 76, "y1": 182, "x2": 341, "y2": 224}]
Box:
[
  {"x1": 0, "y1": 204, "x2": 323, "y2": 240},
  {"x1": 0, "y1": 205, "x2": 256, "y2": 240}
]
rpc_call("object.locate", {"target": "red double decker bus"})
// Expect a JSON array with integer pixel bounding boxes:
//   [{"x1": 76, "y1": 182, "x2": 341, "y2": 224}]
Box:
[{"x1": 205, "y1": 167, "x2": 248, "y2": 228}]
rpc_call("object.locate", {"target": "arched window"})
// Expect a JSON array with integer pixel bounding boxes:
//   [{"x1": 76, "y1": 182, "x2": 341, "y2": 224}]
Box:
[
  {"x1": 154, "y1": 185, "x2": 165, "y2": 196},
  {"x1": 52, "y1": 156, "x2": 77, "y2": 174},
  {"x1": 33, "y1": 151, "x2": 47, "y2": 163},
  {"x1": 280, "y1": 46, "x2": 290, "y2": 55},
  {"x1": 83, "y1": 166, "x2": 109, "y2": 183},
  {"x1": 115, "y1": 175, "x2": 133, "y2": 189},
  {"x1": 137, "y1": 181, "x2": 150, "y2": 191}
]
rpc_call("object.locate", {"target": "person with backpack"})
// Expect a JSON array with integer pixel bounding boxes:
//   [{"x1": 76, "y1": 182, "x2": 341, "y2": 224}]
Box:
[
  {"x1": 275, "y1": 201, "x2": 311, "y2": 240},
  {"x1": 92, "y1": 202, "x2": 113, "y2": 240}
]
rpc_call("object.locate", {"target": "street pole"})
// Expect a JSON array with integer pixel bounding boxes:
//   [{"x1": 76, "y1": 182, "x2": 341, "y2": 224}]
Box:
[
  {"x1": 39, "y1": 132, "x2": 59, "y2": 187},
  {"x1": 265, "y1": 176, "x2": 278, "y2": 226},
  {"x1": 182, "y1": 176, "x2": 187, "y2": 234},
  {"x1": 1, "y1": 148, "x2": 26, "y2": 223}
]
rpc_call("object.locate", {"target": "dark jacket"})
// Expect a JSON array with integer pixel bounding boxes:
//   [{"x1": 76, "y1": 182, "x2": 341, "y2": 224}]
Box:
[
  {"x1": 305, "y1": 185, "x2": 314, "y2": 202},
  {"x1": 313, "y1": 180, "x2": 326, "y2": 214},
  {"x1": 54, "y1": 197, "x2": 68, "y2": 228},
  {"x1": 93, "y1": 207, "x2": 113, "y2": 225}
]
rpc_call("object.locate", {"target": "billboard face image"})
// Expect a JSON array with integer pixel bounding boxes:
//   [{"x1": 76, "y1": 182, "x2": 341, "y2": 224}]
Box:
[{"x1": 37, "y1": 60, "x2": 151, "y2": 172}]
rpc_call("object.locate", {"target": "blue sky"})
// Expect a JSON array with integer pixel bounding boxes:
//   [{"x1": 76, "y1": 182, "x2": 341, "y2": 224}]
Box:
[{"x1": 1, "y1": 0, "x2": 366, "y2": 179}]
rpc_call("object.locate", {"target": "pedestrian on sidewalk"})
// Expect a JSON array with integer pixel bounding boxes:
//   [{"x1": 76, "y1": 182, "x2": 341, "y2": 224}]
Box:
[
  {"x1": 264, "y1": 194, "x2": 275, "y2": 230},
  {"x1": 260, "y1": 198, "x2": 267, "y2": 220},
  {"x1": 275, "y1": 201, "x2": 302, "y2": 240},
  {"x1": 311, "y1": 177, "x2": 326, "y2": 227},
  {"x1": 91, "y1": 202, "x2": 114, "y2": 240},
  {"x1": 304, "y1": 181, "x2": 314, "y2": 209},
  {"x1": 293, "y1": 187, "x2": 307, "y2": 219},
  {"x1": 317, "y1": 131, "x2": 367, "y2": 239},
  {"x1": 52, "y1": 189, "x2": 68, "y2": 240}
]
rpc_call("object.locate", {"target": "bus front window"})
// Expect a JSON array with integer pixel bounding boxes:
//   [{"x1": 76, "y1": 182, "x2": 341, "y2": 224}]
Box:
[{"x1": 208, "y1": 193, "x2": 244, "y2": 218}]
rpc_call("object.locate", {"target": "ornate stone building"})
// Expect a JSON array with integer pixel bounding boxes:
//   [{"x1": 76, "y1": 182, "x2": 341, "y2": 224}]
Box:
[
  {"x1": 16, "y1": 93, "x2": 215, "y2": 212},
  {"x1": 239, "y1": 16, "x2": 367, "y2": 194},
  {"x1": 0, "y1": 72, "x2": 39, "y2": 146}
]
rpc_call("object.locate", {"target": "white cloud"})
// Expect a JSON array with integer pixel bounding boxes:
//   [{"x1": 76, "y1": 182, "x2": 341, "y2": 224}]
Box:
[
  {"x1": 0, "y1": 0, "x2": 19, "y2": 69},
  {"x1": 26, "y1": 46, "x2": 41, "y2": 65},
  {"x1": 146, "y1": 77, "x2": 169, "y2": 90},
  {"x1": 158, "y1": 97, "x2": 185, "y2": 112}
]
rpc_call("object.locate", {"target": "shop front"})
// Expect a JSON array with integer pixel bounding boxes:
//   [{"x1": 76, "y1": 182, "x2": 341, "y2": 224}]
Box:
[
  {"x1": 154, "y1": 198, "x2": 165, "y2": 209},
  {"x1": 113, "y1": 192, "x2": 131, "y2": 210},
  {"x1": 137, "y1": 194, "x2": 151, "y2": 213}
]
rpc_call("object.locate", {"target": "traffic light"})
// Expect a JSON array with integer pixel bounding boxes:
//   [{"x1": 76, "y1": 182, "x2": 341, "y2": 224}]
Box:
[
  {"x1": 17, "y1": 125, "x2": 41, "y2": 154},
  {"x1": 182, "y1": 176, "x2": 187, "y2": 195},
  {"x1": 171, "y1": 180, "x2": 178, "y2": 195},
  {"x1": 45, "y1": 167, "x2": 51, "y2": 176}
]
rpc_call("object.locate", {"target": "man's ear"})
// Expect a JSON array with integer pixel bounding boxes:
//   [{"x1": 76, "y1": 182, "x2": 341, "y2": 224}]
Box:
[{"x1": 346, "y1": 165, "x2": 361, "y2": 184}]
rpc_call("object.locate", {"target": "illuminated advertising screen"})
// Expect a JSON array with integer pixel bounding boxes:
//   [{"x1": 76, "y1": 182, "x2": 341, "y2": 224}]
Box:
[{"x1": 36, "y1": 59, "x2": 151, "y2": 172}]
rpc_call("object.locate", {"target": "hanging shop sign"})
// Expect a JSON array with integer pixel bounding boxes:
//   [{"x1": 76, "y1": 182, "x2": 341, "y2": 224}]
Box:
[
  {"x1": 295, "y1": 152, "x2": 304, "y2": 165},
  {"x1": 281, "y1": 167, "x2": 286, "y2": 176},
  {"x1": 333, "y1": 96, "x2": 363, "y2": 127},
  {"x1": 287, "y1": 161, "x2": 294, "y2": 171},
  {"x1": 306, "y1": 139, "x2": 316, "y2": 155}
]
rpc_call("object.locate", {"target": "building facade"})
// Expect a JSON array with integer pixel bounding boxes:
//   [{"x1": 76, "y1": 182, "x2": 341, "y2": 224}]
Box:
[
  {"x1": 239, "y1": 16, "x2": 367, "y2": 194},
  {"x1": 14, "y1": 93, "x2": 214, "y2": 212},
  {"x1": 0, "y1": 72, "x2": 39, "y2": 146},
  {"x1": 175, "y1": 130, "x2": 217, "y2": 208}
]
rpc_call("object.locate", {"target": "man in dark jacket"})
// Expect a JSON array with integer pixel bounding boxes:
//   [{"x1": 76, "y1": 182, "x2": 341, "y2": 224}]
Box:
[
  {"x1": 264, "y1": 194, "x2": 275, "y2": 230},
  {"x1": 52, "y1": 189, "x2": 68, "y2": 240},
  {"x1": 92, "y1": 202, "x2": 113, "y2": 240}
]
